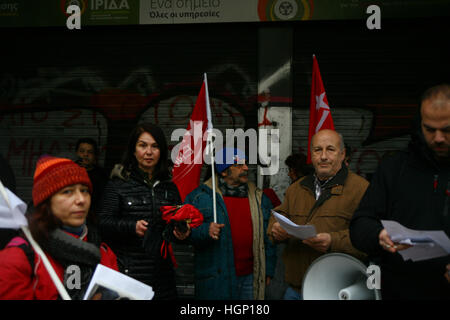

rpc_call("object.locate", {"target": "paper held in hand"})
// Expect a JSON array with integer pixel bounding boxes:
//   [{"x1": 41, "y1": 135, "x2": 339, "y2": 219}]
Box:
[
  {"x1": 381, "y1": 220, "x2": 450, "y2": 262},
  {"x1": 83, "y1": 264, "x2": 155, "y2": 300},
  {"x1": 272, "y1": 210, "x2": 317, "y2": 240}
]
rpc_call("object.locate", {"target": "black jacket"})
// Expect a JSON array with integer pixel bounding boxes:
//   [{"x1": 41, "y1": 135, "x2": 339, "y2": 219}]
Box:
[
  {"x1": 98, "y1": 164, "x2": 181, "y2": 300},
  {"x1": 86, "y1": 165, "x2": 108, "y2": 215},
  {"x1": 350, "y1": 120, "x2": 450, "y2": 299}
]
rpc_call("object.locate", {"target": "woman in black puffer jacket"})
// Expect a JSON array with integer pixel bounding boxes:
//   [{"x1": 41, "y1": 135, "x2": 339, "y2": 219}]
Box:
[{"x1": 99, "y1": 123, "x2": 190, "y2": 300}]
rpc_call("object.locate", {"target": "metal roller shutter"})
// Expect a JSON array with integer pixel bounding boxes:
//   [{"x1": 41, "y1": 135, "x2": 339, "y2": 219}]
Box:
[{"x1": 0, "y1": 23, "x2": 259, "y2": 299}]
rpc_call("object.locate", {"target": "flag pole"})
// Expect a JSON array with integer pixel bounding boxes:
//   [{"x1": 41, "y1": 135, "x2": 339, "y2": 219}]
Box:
[
  {"x1": 21, "y1": 226, "x2": 72, "y2": 300},
  {"x1": 203, "y1": 73, "x2": 217, "y2": 223}
]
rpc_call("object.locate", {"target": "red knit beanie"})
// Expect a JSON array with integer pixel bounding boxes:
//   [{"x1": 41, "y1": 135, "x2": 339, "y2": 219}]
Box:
[{"x1": 32, "y1": 155, "x2": 93, "y2": 206}]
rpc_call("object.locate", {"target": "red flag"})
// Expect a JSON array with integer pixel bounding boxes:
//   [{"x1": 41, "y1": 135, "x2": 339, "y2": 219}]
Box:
[
  {"x1": 172, "y1": 77, "x2": 211, "y2": 201},
  {"x1": 307, "y1": 55, "x2": 335, "y2": 164}
]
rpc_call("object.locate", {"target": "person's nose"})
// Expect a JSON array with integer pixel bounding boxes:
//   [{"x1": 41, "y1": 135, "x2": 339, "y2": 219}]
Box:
[
  {"x1": 434, "y1": 130, "x2": 446, "y2": 144},
  {"x1": 74, "y1": 189, "x2": 87, "y2": 205}
]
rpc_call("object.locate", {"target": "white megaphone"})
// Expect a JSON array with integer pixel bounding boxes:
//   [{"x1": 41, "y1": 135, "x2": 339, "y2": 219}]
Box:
[{"x1": 301, "y1": 253, "x2": 382, "y2": 300}]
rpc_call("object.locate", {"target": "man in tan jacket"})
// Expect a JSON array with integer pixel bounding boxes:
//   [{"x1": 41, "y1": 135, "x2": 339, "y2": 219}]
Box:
[{"x1": 269, "y1": 129, "x2": 368, "y2": 299}]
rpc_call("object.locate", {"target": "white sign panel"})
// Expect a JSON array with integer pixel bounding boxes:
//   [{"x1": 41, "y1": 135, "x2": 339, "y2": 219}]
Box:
[{"x1": 140, "y1": 0, "x2": 259, "y2": 24}]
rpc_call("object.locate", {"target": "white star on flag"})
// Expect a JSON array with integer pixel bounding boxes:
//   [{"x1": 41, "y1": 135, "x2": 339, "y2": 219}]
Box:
[{"x1": 315, "y1": 92, "x2": 330, "y2": 111}]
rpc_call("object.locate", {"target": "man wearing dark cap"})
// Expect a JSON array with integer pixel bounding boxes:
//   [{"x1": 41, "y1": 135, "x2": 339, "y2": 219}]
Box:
[{"x1": 184, "y1": 147, "x2": 276, "y2": 300}]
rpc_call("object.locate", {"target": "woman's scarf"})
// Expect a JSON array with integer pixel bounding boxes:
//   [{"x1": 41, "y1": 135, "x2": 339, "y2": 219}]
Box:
[
  {"x1": 43, "y1": 225, "x2": 101, "y2": 300},
  {"x1": 218, "y1": 176, "x2": 248, "y2": 197}
]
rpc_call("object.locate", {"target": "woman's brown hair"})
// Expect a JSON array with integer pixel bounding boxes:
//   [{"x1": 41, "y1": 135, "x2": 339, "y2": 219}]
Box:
[{"x1": 27, "y1": 200, "x2": 61, "y2": 246}]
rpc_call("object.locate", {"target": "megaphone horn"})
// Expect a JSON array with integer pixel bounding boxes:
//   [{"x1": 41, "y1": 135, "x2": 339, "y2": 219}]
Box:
[{"x1": 301, "y1": 253, "x2": 381, "y2": 300}]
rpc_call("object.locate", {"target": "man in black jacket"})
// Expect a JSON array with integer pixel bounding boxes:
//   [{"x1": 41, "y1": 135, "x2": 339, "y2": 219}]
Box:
[
  {"x1": 74, "y1": 138, "x2": 108, "y2": 215},
  {"x1": 350, "y1": 84, "x2": 450, "y2": 299}
]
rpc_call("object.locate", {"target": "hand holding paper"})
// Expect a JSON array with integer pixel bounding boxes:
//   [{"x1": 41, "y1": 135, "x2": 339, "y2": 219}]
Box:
[
  {"x1": 272, "y1": 211, "x2": 317, "y2": 240},
  {"x1": 381, "y1": 220, "x2": 450, "y2": 262},
  {"x1": 378, "y1": 228, "x2": 412, "y2": 253},
  {"x1": 302, "y1": 233, "x2": 331, "y2": 253},
  {"x1": 271, "y1": 221, "x2": 289, "y2": 242}
]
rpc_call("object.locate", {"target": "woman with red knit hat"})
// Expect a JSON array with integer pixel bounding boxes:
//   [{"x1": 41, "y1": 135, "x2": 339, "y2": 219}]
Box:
[{"x1": 0, "y1": 155, "x2": 118, "y2": 300}]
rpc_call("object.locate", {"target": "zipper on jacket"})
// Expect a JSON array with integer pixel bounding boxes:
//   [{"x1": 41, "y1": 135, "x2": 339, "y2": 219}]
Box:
[
  {"x1": 142, "y1": 179, "x2": 160, "y2": 221},
  {"x1": 151, "y1": 181, "x2": 160, "y2": 217},
  {"x1": 433, "y1": 174, "x2": 438, "y2": 193}
]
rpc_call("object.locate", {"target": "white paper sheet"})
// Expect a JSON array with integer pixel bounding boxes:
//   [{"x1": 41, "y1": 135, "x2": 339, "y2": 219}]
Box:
[
  {"x1": 83, "y1": 264, "x2": 155, "y2": 300},
  {"x1": 381, "y1": 220, "x2": 450, "y2": 262},
  {"x1": 272, "y1": 210, "x2": 317, "y2": 240}
]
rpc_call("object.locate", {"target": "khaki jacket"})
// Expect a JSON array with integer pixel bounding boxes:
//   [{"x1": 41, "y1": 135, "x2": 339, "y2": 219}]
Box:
[{"x1": 268, "y1": 167, "x2": 368, "y2": 292}]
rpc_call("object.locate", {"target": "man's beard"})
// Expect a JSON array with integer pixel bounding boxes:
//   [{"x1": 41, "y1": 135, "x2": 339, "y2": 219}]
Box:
[
  {"x1": 430, "y1": 145, "x2": 450, "y2": 164},
  {"x1": 431, "y1": 144, "x2": 449, "y2": 159}
]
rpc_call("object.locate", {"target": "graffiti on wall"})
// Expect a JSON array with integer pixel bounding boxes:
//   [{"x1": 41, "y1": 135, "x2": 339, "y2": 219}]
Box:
[
  {"x1": 0, "y1": 63, "x2": 255, "y2": 203},
  {"x1": 1, "y1": 63, "x2": 415, "y2": 203},
  {"x1": 0, "y1": 109, "x2": 109, "y2": 202}
]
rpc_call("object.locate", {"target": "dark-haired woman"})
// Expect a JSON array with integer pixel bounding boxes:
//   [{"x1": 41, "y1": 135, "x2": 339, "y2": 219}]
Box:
[
  {"x1": 98, "y1": 123, "x2": 189, "y2": 300},
  {"x1": 0, "y1": 155, "x2": 118, "y2": 300}
]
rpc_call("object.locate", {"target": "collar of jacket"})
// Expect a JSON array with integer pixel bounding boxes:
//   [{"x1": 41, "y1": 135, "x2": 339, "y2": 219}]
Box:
[
  {"x1": 133, "y1": 166, "x2": 155, "y2": 185},
  {"x1": 204, "y1": 175, "x2": 257, "y2": 192},
  {"x1": 110, "y1": 163, "x2": 161, "y2": 187},
  {"x1": 300, "y1": 164, "x2": 348, "y2": 195},
  {"x1": 203, "y1": 175, "x2": 224, "y2": 199},
  {"x1": 300, "y1": 165, "x2": 349, "y2": 217},
  {"x1": 202, "y1": 175, "x2": 260, "y2": 204}
]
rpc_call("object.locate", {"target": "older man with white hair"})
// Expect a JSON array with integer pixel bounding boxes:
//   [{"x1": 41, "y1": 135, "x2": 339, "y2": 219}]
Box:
[{"x1": 269, "y1": 129, "x2": 369, "y2": 300}]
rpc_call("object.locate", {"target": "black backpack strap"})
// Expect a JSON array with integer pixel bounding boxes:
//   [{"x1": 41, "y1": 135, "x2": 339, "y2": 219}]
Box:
[{"x1": 17, "y1": 243, "x2": 35, "y2": 274}]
